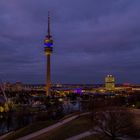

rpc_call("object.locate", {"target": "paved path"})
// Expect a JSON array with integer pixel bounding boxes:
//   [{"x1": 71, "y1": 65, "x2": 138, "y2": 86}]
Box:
[
  {"x1": 17, "y1": 112, "x2": 90, "y2": 140},
  {"x1": 0, "y1": 132, "x2": 13, "y2": 140},
  {"x1": 129, "y1": 109, "x2": 140, "y2": 115},
  {"x1": 66, "y1": 130, "x2": 96, "y2": 140}
]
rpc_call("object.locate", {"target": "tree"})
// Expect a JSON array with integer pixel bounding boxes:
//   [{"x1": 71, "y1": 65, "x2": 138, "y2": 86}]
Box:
[{"x1": 93, "y1": 108, "x2": 139, "y2": 140}]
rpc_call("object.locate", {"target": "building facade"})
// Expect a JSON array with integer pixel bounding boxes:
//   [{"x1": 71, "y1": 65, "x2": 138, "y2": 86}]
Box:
[{"x1": 105, "y1": 75, "x2": 115, "y2": 91}]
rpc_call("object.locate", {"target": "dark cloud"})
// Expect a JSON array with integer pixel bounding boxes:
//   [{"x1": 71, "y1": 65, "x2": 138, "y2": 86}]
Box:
[{"x1": 0, "y1": 0, "x2": 140, "y2": 84}]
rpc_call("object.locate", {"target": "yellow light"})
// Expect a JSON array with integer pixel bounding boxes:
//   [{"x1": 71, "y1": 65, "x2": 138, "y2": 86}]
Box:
[
  {"x1": 4, "y1": 103, "x2": 9, "y2": 112},
  {"x1": 0, "y1": 106, "x2": 4, "y2": 112}
]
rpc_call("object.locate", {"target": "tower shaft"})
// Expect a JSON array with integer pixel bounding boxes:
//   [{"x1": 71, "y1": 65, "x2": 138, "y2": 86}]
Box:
[{"x1": 46, "y1": 54, "x2": 51, "y2": 96}]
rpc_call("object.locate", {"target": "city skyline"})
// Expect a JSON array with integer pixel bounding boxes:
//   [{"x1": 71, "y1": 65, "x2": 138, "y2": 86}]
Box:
[{"x1": 0, "y1": 0, "x2": 140, "y2": 84}]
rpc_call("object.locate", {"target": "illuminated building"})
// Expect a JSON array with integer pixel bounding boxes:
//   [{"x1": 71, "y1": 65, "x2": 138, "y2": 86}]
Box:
[
  {"x1": 105, "y1": 75, "x2": 115, "y2": 91},
  {"x1": 4, "y1": 82, "x2": 23, "y2": 92},
  {"x1": 14, "y1": 82, "x2": 23, "y2": 91},
  {"x1": 44, "y1": 12, "x2": 53, "y2": 96}
]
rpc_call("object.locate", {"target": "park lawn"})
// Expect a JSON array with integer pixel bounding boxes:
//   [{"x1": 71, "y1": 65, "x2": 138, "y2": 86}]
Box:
[
  {"x1": 134, "y1": 114, "x2": 140, "y2": 126},
  {"x1": 2, "y1": 120, "x2": 57, "y2": 140},
  {"x1": 131, "y1": 114, "x2": 140, "y2": 138},
  {"x1": 81, "y1": 134, "x2": 107, "y2": 140},
  {"x1": 59, "y1": 111, "x2": 80, "y2": 121},
  {"x1": 32, "y1": 115, "x2": 92, "y2": 140},
  {"x1": 1, "y1": 112, "x2": 81, "y2": 140}
]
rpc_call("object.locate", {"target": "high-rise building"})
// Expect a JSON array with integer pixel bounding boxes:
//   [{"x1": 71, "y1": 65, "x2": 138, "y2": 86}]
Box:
[
  {"x1": 105, "y1": 75, "x2": 115, "y2": 91},
  {"x1": 44, "y1": 12, "x2": 53, "y2": 96}
]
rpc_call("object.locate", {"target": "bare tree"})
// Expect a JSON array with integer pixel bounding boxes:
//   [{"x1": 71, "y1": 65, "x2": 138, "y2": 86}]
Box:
[{"x1": 93, "y1": 108, "x2": 139, "y2": 140}]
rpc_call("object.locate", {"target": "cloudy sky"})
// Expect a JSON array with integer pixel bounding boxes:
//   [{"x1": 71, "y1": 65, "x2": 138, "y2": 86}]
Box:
[{"x1": 0, "y1": 0, "x2": 140, "y2": 84}]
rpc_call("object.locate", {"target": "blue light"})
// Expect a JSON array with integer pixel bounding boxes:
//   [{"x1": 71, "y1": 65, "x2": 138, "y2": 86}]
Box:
[
  {"x1": 74, "y1": 88, "x2": 82, "y2": 95},
  {"x1": 44, "y1": 42, "x2": 53, "y2": 47},
  {"x1": 44, "y1": 38, "x2": 53, "y2": 47}
]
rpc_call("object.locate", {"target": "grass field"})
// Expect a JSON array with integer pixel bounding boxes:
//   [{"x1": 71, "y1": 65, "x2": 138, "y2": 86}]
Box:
[
  {"x1": 81, "y1": 134, "x2": 105, "y2": 140},
  {"x1": 32, "y1": 111, "x2": 140, "y2": 140},
  {"x1": 1, "y1": 112, "x2": 80, "y2": 140},
  {"x1": 1, "y1": 120, "x2": 56, "y2": 140},
  {"x1": 31, "y1": 115, "x2": 92, "y2": 140}
]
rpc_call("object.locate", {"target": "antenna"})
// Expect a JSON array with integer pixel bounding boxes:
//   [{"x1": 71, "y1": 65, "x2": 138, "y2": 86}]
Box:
[{"x1": 47, "y1": 11, "x2": 51, "y2": 38}]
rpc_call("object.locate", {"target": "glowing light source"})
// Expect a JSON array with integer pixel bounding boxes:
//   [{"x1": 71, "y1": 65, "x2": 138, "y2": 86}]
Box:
[
  {"x1": 44, "y1": 39, "x2": 53, "y2": 47},
  {"x1": 74, "y1": 88, "x2": 82, "y2": 95},
  {"x1": 0, "y1": 106, "x2": 4, "y2": 112}
]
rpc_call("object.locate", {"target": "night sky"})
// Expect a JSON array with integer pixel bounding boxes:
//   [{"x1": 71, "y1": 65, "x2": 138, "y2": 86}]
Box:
[{"x1": 0, "y1": 0, "x2": 140, "y2": 84}]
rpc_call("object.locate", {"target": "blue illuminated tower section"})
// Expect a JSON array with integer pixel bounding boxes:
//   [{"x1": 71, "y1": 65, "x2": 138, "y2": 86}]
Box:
[{"x1": 44, "y1": 12, "x2": 53, "y2": 96}]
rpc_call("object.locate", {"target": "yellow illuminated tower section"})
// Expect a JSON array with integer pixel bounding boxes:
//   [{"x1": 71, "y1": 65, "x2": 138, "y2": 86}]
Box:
[{"x1": 44, "y1": 12, "x2": 53, "y2": 96}]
